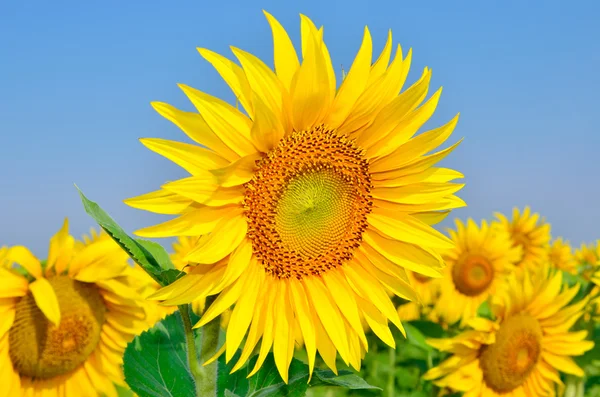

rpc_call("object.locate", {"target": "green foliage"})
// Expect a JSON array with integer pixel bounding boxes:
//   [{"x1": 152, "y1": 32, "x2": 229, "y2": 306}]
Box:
[
  {"x1": 123, "y1": 311, "x2": 379, "y2": 397},
  {"x1": 123, "y1": 312, "x2": 196, "y2": 397},
  {"x1": 76, "y1": 187, "x2": 183, "y2": 286},
  {"x1": 218, "y1": 351, "x2": 379, "y2": 397}
]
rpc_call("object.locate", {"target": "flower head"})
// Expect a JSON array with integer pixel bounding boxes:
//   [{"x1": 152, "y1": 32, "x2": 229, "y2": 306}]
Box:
[
  {"x1": 127, "y1": 12, "x2": 464, "y2": 381},
  {"x1": 0, "y1": 220, "x2": 154, "y2": 396},
  {"x1": 425, "y1": 267, "x2": 593, "y2": 396}
]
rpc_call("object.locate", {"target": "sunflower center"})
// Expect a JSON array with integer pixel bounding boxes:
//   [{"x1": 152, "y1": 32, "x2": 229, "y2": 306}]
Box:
[
  {"x1": 452, "y1": 255, "x2": 494, "y2": 296},
  {"x1": 480, "y1": 314, "x2": 542, "y2": 393},
  {"x1": 8, "y1": 276, "x2": 106, "y2": 379},
  {"x1": 244, "y1": 125, "x2": 372, "y2": 280}
]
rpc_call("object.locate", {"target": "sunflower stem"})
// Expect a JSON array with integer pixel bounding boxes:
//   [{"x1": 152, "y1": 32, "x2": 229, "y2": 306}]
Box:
[
  {"x1": 198, "y1": 296, "x2": 220, "y2": 397},
  {"x1": 386, "y1": 346, "x2": 396, "y2": 397},
  {"x1": 179, "y1": 303, "x2": 219, "y2": 397}
]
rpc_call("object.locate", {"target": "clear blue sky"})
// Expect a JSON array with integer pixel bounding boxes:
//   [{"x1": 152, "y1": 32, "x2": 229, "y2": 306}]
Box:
[{"x1": 1, "y1": 0, "x2": 598, "y2": 256}]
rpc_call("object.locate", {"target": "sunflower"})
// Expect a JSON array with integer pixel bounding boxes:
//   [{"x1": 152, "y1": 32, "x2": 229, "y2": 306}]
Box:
[
  {"x1": 0, "y1": 220, "x2": 152, "y2": 396},
  {"x1": 434, "y1": 219, "x2": 521, "y2": 325},
  {"x1": 494, "y1": 207, "x2": 551, "y2": 271},
  {"x1": 424, "y1": 267, "x2": 593, "y2": 396},
  {"x1": 548, "y1": 238, "x2": 576, "y2": 274},
  {"x1": 575, "y1": 241, "x2": 599, "y2": 280},
  {"x1": 126, "y1": 11, "x2": 464, "y2": 381},
  {"x1": 397, "y1": 270, "x2": 440, "y2": 321}
]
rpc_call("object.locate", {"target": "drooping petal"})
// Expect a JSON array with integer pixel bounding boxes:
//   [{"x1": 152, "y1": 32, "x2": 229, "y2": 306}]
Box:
[{"x1": 30, "y1": 277, "x2": 61, "y2": 325}]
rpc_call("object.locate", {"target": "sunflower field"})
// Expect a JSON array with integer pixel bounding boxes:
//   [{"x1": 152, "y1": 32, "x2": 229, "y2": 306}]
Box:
[{"x1": 1, "y1": 9, "x2": 599, "y2": 397}]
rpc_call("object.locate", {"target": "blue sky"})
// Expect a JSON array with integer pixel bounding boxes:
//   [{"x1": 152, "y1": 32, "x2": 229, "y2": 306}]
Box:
[{"x1": 1, "y1": 0, "x2": 598, "y2": 256}]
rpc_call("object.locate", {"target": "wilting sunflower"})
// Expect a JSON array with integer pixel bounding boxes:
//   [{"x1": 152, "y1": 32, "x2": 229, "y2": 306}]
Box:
[
  {"x1": 424, "y1": 267, "x2": 593, "y2": 396},
  {"x1": 548, "y1": 238, "x2": 576, "y2": 274},
  {"x1": 126, "y1": 11, "x2": 464, "y2": 381},
  {"x1": 435, "y1": 219, "x2": 521, "y2": 325},
  {"x1": 0, "y1": 220, "x2": 152, "y2": 397},
  {"x1": 494, "y1": 207, "x2": 551, "y2": 271}
]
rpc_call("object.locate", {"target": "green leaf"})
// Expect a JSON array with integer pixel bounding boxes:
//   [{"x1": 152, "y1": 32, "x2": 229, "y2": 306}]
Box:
[
  {"x1": 76, "y1": 186, "x2": 182, "y2": 286},
  {"x1": 476, "y1": 300, "x2": 494, "y2": 320},
  {"x1": 123, "y1": 311, "x2": 196, "y2": 397},
  {"x1": 312, "y1": 371, "x2": 380, "y2": 390},
  {"x1": 408, "y1": 320, "x2": 445, "y2": 338},
  {"x1": 404, "y1": 322, "x2": 432, "y2": 352},
  {"x1": 217, "y1": 353, "x2": 379, "y2": 397}
]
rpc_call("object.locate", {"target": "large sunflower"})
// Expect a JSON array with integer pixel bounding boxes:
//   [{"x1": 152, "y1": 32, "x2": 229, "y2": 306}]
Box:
[
  {"x1": 424, "y1": 267, "x2": 593, "y2": 396},
  {"x1": 0, "y1": 220, "x2": 153, "y2": 397},
  {"x1": 126, "y1": 12, "x2": 464, "y2": 381},
  {"x1": 548, "y1": 237, "x2": 577, "y2": 274},
  {"x1": 435, "y1": 219, "x2": 521, "y2": 325},
  {"x1": 494, "y1": 207, "x2": 551, "y2": 271}
]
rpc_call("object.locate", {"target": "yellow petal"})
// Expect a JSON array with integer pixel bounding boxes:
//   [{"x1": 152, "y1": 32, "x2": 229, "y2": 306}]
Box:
[
  {"x1": 340, "y1": 45, "x2": 409, "y2": 136},
  {"x1": 151, "y1": 102, "x2": 239, "y2": 162},
  {"x1": 161, "y1": 177, "x2": 244, "y2": 207},
  {"x1": 289, "y1": 280, "x2": 317, "y2": 377},
  {"x1": 225, "y1": 263, "x2": 264, "y2": 360},
  {"x1": 124, "y1": 189, "x2": 193, "y2": 214},
  {"x1": 356, "y1": 67, "x2": 431, "y2": 149},
  {"x1": 231, "y1": 47, "x2": 286, "y2": 129},
  {"x1": 30, "y1": 278, "x2": 60, "y2": 325},
  {"x1": 343, "y1": 263, "x2": 403, "y2": 333},
  {"x1": 197, "y1": 48, "x2": 254, "y2": 117},
  {"x1": 185, "y1": 214, "x2": 247, "y2": 264},
  {"x1": 134, "y1": 205, "x2": 240, "y2": 238},
  {"x1": 162, "y1": 265, "x2": 227, "y2": 306},
  {"x1": 8, "y1": 246, "x2": 42, "y2": 279},
  {"x1": 368, "y1": 30, "x2": 393, "y2": 84},
  {"x1": 357, "y1": 295, "x2": 395, "y2": 348},
  {"x1": 322, "y1": 270, "x2": 368, "y2": 348},
  {"x1": 367, "y1": 87, "x2": 443, "y2": 159},
  {"x1": 290, "y1": 16, "x2": 332, "y2": 131},
  {"x1": 46, "y1": 218, "x2": 75, "y2": 276},
  {"x1": 263, "y1": 11, "x2": 300, "y2": 91},
  {"x1": 249, "y1": 94, "x2": 285, "y2": 153},
  {"x1": 0, "y1": 268, "x2": 29, "y2": 298},
  {"x1": 372, "y1": 182, "x2": 465, "y2": 205},
  {"x1": 369, "y1": 113, "x2": 459, "y2": 173},
  {"x1": 273, "y1": 282, "x2": 294, "y2": 383},
  {"x1": 140, "y1": 138, "x2": 229, "y2": 175},
  {"x1": 541, "y1": 352, "x2": 584, "y2": 376},
  {"x1": 210, "y1": 153, "x2": 261, "y2": 188},
  {"x1": 304, "y1": 277, "x2": 351, "y2": 364},
  {"x1": 196, "y1": 273, "x2": 246, "y2": 327},
  {"x1": 368, "y1": 209, "x2": 454, "y2": 249},
  {"x1": 325, "y1": 26, "x2": 372, "y2": 129},
  {"x1": 363, "y1": 229, "x2": 443, "y2": 277},
  {"x1": 371, "y1": 139, "x2": 464, "y2": 182},
  {"x1": 179, "y1": 84, "x2": 256, "y2": 157},
  {"x1": 231, "y1": 290, "x2": 268, "y2": 372}
]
